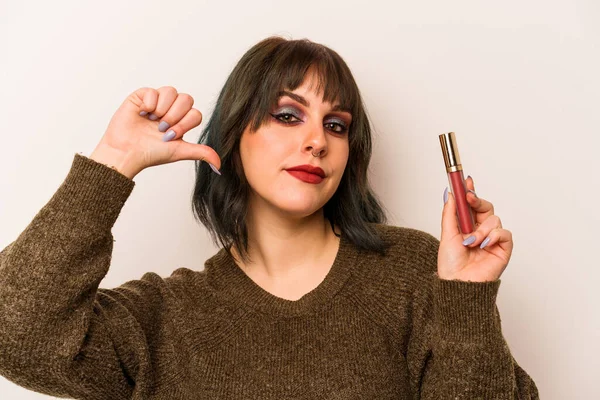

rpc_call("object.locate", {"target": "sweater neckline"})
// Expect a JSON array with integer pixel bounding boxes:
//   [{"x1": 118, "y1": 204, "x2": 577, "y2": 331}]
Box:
[{"x1": 204, "y1": 230, "x2": 360, "y2": 317}]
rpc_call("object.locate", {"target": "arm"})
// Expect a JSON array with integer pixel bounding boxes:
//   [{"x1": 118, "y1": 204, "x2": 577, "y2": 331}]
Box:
[
  {"x1": 406, "y1": 234, "x2": 539, "y2": 399},
  {"x1": 0, "y1": 153, "x2": 158, "y2": 399}
]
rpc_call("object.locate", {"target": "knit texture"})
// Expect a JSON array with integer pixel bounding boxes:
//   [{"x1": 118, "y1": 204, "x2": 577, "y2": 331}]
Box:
[{"x1": 0, "y1": 153, "x2": 539, "y2": 399}]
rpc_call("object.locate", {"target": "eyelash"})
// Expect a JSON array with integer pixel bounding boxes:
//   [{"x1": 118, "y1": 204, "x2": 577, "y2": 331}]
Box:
[{"x1": 270, "y1": 112, "x2": 349, "y2": 134}]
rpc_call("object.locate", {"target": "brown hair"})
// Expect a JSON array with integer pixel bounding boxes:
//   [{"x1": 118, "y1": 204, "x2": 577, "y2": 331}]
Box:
[{"x1": 192, "y1": 36, "x2": 391, "y2": 265}]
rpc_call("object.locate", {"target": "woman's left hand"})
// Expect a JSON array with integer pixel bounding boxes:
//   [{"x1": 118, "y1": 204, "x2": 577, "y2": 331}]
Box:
[{"x1": 438, "y1": 176, "x2": 513, "y2": 282}]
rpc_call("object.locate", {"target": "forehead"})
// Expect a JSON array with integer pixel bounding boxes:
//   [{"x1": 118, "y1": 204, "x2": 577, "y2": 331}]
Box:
[
  {"x1": 278, "y1": 74, "x2": 345, "y2": 108},
  {"x1": 277, "y1": 90, "x2": 350, "y2": 114},
  {"x1": 295, "y1": 70, "x2": 326, "y2": 96},
  {"x1": 269, "y1": 64, "x2": 354, "y2": 114}
]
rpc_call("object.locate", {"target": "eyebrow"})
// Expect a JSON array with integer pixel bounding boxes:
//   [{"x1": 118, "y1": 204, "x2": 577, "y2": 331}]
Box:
[{"x1": 277, "y1": 91, "x2": 352, "y2": 114}]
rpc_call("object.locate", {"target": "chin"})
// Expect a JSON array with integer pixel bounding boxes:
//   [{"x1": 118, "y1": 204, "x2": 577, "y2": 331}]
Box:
[
  {"x1": 268, "y1": 195, "x2": 330, "y2": 218},
  {"x1": 276, "y1": 202, "x2": 325, "y2": 218}
]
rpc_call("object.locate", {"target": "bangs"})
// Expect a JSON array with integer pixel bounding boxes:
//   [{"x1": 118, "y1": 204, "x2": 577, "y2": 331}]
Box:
[
  {"x1": 248, "y1": 39, "x2": 360, "y2": 132},
  {"x1": 193, "y1": 36, "x2": 389, "y2": 264}
]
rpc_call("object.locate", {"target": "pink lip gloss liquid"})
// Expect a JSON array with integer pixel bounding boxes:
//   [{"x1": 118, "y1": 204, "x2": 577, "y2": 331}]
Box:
[{"x1": 439, "y1": 132, "x2": 475, "y2": 234}]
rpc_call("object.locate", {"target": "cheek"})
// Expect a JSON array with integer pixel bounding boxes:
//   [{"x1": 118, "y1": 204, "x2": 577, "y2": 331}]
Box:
[
  {"x1": 333, "y1": 142, "x2": 350, "y2": 172},
  {"x1": 241, "y1": 125, "x2": 292, "y2": 163},
  {"x1": 239, "y1": 127, "x2": 291, "y2": 183}
]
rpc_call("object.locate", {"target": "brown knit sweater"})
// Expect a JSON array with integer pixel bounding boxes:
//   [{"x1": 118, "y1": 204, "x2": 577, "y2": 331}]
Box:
[{"x1": 0, "y1": 153, "x2": 539, "y2": 399}]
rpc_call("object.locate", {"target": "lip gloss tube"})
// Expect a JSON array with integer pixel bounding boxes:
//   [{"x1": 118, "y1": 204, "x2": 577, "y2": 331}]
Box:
[{"x1": 439, "y1": 132, "x2": 475, "y2": 234}]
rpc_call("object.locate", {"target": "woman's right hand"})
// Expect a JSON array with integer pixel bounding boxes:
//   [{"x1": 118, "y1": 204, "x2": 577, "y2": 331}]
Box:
[{"x1": 90, "y1": 86, "x2": 221, "y2": 179}]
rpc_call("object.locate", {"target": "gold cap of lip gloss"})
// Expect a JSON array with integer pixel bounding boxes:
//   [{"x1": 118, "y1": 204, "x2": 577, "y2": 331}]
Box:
[{"x1": 439, "y1": 132, "x2": 463, "y2": 173}]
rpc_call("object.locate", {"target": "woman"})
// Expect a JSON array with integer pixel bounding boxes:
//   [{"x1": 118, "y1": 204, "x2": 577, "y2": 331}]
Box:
[{"x1": 0, "y1": 36, "x2": 538, "y2": 399}]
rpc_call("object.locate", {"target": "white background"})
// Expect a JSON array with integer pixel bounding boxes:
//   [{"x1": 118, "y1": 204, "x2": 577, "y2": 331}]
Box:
[{"x1": 1, "y1": 0, "x2": 598, "y2": 398}]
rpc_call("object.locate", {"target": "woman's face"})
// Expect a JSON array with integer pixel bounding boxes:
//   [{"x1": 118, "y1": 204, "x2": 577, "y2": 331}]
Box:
[{"x1": 239, "y1": 73, "x2": 352, "y2": 221}]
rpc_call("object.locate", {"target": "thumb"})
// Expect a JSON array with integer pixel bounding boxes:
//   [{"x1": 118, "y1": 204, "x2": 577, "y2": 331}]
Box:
[
  {"x1": 169, "y1": 141, "x2": 222, "y2": 172},
  {"x1": 441, "y1": 187, "x2": 460, "y2": 241}
]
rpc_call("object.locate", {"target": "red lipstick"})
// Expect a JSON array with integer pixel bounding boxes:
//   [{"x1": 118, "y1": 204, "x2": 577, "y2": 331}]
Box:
[
  {"x1": 439, "y1": 132, "x2": 475, "y2": 234},
  {"x1": 285, "y1": 164, "x2": 325, "y2": 184},
  {"x1": 287, "y1": 170, "x2": 323, "y2": 184}
]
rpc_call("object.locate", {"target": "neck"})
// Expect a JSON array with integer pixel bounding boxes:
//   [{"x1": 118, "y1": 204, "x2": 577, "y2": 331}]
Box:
[{"x1": 231, "y1": 212, "x2": 340, "y2": 282}]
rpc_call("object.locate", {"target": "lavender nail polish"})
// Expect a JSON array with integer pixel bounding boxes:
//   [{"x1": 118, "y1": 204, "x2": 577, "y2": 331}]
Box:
[
  {"x1": 208, "y1": 163, "x2": 221, "y2": 175},
  {"x1": 443, "y1": 187, "x2": 448, "y2": 204},
  {"x1": 139, "y1": 111, "x2": 148, "y2": 116},
  {"x1": 462, "y1": 235, "x2": 476, "y2": 246},
  {"x1": 480, "y1": 237, "x2": 491, "y2": 249},
  {"x1": 149, "y1": 113, "x2": 159, "y2": 121},
  {"x1": 162, "y1": 130, "x2": 176, "y2": 142},
  {"x1": 158, "y1": 121, "x2": 170, "y2": 132}
]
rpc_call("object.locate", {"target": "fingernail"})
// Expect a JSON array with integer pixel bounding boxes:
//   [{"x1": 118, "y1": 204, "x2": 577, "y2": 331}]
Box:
[
  {"x1": 462, "y1": 235, "x2": 476, "y2": 246},
  {"x1": 443, "y1": 187, "x2": 448, "y2": 204},
  {"x1": 162, "y1": 129, "x2": 176, "y2": 142},
  {"x1": 467, "y1": 175, "x2": 472, "y2": 181},
  {"x1": 480, "y1": 236, "x2": 491, "y2": 249},
  {"x1": 139, "y1": 111, "x2": 148, "y2": 116},
  {"x1": 468, "y1": 189, "x2": 478, "y2": 198},
  {"x1": 208, "y1": 163, "x2": 221, "y2": 175},
  {"x1": 158, "y1": 121, "x2": 170, "y2": 132},
  {"x1": 149, "y1": 113, "x2": 159, "y2": 121}
]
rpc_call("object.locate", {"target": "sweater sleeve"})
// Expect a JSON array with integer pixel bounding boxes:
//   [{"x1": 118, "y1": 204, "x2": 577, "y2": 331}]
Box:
[
  {"x1": 0, "y1": 154, "x2": 160, "y2": 399},
  {"x1": 406, "y1": 233, "x2": 539, "y2": 399}
]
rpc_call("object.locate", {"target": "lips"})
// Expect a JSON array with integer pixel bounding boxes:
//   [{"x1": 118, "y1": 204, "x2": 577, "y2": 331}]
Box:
[
  {"x1": 286, "y1": 170, "x2": 324, "y2": 184},
  {"x1": 285, "y1": 165, "x2": 326, "y2": 178}
]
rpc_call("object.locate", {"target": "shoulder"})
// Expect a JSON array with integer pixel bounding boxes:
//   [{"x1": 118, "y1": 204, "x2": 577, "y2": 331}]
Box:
[
  {"x1": 367, "y1": 223, "x2": 439, "y2": 264},
  {"x1": 121, "y1": 266, "x2": 207, "y2": 289},
  {"x1": 344, "y1": 223, "x2": 440, "y2": 335},
  {"x1": 162, "y1": 267, "x2": 211, "y2": 302},
  {"x1": 104, "y1": 267, "x2": 211, "y2": 308},
  {"x1": 360, "y1": 222, "x2": 440, "y2": 283},
  {"x1": 120, "y1": 267, "x2": 237, "y2": 322},
  {"x1": 368, "y1": 222, "x2": 439, "y2": 248}
]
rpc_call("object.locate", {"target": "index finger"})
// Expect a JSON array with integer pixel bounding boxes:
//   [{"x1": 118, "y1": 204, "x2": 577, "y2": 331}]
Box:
[{"x1": 465, "y1": 176, "x2": 495, "y2": 220}]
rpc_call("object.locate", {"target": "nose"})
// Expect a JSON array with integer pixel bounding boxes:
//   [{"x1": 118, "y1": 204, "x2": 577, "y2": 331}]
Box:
[{"x1": 303, "y1": 121, "x2": 327, "y2": 157}]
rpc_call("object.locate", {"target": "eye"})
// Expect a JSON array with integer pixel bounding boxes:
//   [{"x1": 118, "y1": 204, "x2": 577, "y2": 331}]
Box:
[
  {"x1": 271, "y1": 112, "x2": 301, "y2": 124},
  {"x1": 270, "y1": 111, "x2": 349, "y2": 134},
  {"x1": 325, "y1": 121, "x2": 348, "y2": 134}
]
